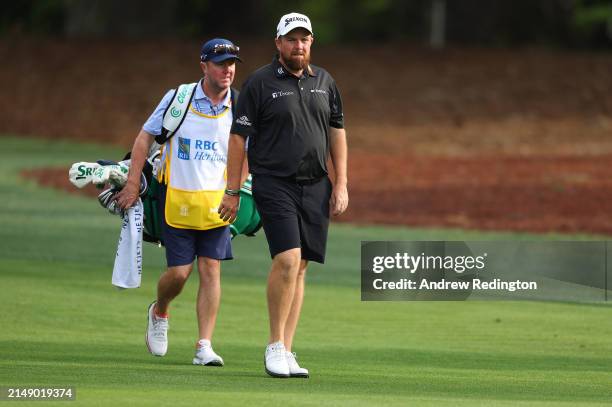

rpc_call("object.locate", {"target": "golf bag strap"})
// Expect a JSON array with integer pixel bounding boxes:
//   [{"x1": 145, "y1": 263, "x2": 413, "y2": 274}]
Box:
[
  {"x1": 156, "y1": 82, "x2": 198, "y2": 145},
  {"x1": 156, "y1": 84, "x2": 239, "y2": 145}
]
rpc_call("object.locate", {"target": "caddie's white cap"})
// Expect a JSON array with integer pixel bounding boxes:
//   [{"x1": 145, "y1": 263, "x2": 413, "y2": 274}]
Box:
[{"x1": 276, "y1": 12, "x2": 313, "y2": 39}]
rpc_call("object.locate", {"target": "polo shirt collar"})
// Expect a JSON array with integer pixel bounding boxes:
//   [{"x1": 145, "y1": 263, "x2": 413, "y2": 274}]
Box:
[
  {"x1": 272, "y1": 56, "x2": 317, "y2": 79},
  {"x1": 194, "y1": 78, "x2": 232, "y2": 108}
]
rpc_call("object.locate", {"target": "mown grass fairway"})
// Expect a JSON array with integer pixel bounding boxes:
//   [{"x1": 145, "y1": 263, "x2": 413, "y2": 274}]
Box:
[{"x1": 1, "y1": 137, "x2": 611, "y2": 406}]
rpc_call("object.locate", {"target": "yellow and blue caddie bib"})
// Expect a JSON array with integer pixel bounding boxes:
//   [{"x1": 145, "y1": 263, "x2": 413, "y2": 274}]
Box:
[{"x1": 158, "y1": 103, "x2": 232, "y2": 230}]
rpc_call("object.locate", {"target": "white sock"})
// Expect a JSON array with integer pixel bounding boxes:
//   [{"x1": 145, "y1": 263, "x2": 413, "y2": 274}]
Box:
[
  {"x1": 197, "y1": 339, "x2": 211, "y2": 348},
  {"x1": 268, "y1": 341, "x2": 284, "y2": 349}
]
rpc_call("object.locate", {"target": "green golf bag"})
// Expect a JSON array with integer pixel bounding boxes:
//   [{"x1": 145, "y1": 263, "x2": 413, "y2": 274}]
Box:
[{"x1": 127, "y1": 154, "x2": 261, "y2": 246}]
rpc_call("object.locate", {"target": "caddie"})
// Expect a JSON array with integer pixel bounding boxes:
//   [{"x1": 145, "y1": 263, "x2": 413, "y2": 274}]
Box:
[{"x1": 114, "y1": 38, "x2": 243, "y2": 366}]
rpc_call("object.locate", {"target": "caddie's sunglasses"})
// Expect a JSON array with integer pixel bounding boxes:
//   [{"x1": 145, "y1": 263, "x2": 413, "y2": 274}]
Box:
[{"x1": 202, "y1": 44, "x2": 240, "y2": 61}]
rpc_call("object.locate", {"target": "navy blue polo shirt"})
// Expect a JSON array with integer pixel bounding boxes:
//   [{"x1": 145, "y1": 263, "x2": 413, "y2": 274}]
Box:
[{"x1": 231, "y1": 56, "x2": 344, "y2": 182}]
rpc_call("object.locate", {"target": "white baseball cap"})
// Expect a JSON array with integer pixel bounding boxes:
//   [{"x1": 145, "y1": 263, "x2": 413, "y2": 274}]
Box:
[{"x1": 276, "y1": 12, "x2": 313, "y2": 39}]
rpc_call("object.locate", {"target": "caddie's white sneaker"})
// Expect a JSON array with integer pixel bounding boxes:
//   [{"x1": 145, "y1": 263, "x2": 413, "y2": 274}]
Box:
[
  {"x1": 192, "y1": 339, "x2": 224, "y2": 366},
  {"x1": 286, "y1": 351, "x2": 309, "y2": 378},
  {"x1": 264, "y1": 342, "x2": 290, "y2": 378},
  {"x1": 145, "y1": 301, "x2": 168, "y2": 356}
]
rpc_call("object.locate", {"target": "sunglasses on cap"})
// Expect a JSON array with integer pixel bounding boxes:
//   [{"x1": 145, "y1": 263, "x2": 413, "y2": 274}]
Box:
[{"x1": 201, "y1": 44, "x2": 240, "y2": 61}]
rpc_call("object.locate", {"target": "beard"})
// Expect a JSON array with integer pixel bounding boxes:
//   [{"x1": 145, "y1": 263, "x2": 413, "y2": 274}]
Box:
[{"x1": 282, "y1": 51, "x2": 310, "y2": 71}]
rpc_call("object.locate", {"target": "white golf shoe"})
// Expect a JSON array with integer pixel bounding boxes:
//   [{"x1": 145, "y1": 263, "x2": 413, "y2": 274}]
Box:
[
  {"x1": 145, "y1": 301, "x2": 168, "y2": 356},
  {"x1": 264, "y1": 342, "x2": 290, "y2": 378},
  {"x1": 286, "y1": 351, "x2": 309, "y2": 378},
  {"x1": 192, "y1": 339, "x2": 224, "y2": 366}
]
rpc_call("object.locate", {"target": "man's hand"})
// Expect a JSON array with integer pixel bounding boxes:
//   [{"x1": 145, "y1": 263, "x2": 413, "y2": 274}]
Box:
[
  {"x1": 218, "y1": 194, "x2": 240, "y2": 223},
  {"x1": 112, "y1": 130, "x2": 155, "y2": 211},
  {"x1": 330, "y1": 183, "x2": 348, "y2": 216},
  {"x1": 113, "y1": 181, "x2": 140, "y2": 211}
]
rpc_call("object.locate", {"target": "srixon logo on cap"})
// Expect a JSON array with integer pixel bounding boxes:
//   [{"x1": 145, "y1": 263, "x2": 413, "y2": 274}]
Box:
[{"x1": 285, "y1": 16, "x2": 308, "y2": 27}]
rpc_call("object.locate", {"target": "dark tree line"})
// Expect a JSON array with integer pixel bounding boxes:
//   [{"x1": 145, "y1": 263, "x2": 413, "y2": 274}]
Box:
[{"x1": 2, "y1": 0, "x2": 611, "y2": 48}]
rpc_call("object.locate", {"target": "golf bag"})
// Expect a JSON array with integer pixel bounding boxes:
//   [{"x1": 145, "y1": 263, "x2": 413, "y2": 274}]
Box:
[
  {"x1": 118, "y1": 150, "x2": 261, "y2": 246},
  {"x1": 70, "y1": 81, "x2": 261, "y2": 246}
]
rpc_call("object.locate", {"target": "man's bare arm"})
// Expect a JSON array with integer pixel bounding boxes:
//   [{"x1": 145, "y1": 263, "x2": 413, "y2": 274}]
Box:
[
  {"x1": 115, "y1": 130, "x2": 154, "y2": 210},
  {"x1": 218, "y1": 134, "x2": 246, "y2": 222},
  {"x1": 329, "y1": 127, "x2": 348, "y2": 216}
]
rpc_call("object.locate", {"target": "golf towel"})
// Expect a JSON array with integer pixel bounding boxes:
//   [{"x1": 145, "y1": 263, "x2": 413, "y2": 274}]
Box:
[{"x1": 112, "y1": 199, "x2": 144, "y2": 289}]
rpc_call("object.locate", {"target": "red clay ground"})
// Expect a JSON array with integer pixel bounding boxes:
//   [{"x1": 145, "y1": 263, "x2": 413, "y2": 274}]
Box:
[
  {"x1": 5, "y1": 39, "x2": 612, "y2": 235},
  {"x1": 23, "y1": 152, "x2": 612, "y2": 235}
]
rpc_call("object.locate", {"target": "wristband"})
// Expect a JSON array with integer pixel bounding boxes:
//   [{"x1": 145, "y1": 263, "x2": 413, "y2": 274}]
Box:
[{"x1": 224, "y1": 188, "x2": 240, "y2": 196}]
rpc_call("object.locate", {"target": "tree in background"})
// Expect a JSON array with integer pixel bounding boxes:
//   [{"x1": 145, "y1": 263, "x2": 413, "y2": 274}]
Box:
[
  {"x1": 573, "y1": 0, "x2": 612, "y2": 46},
  {"x1": 1, "y1": 0, "x2": 610, "y2": 48}
]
